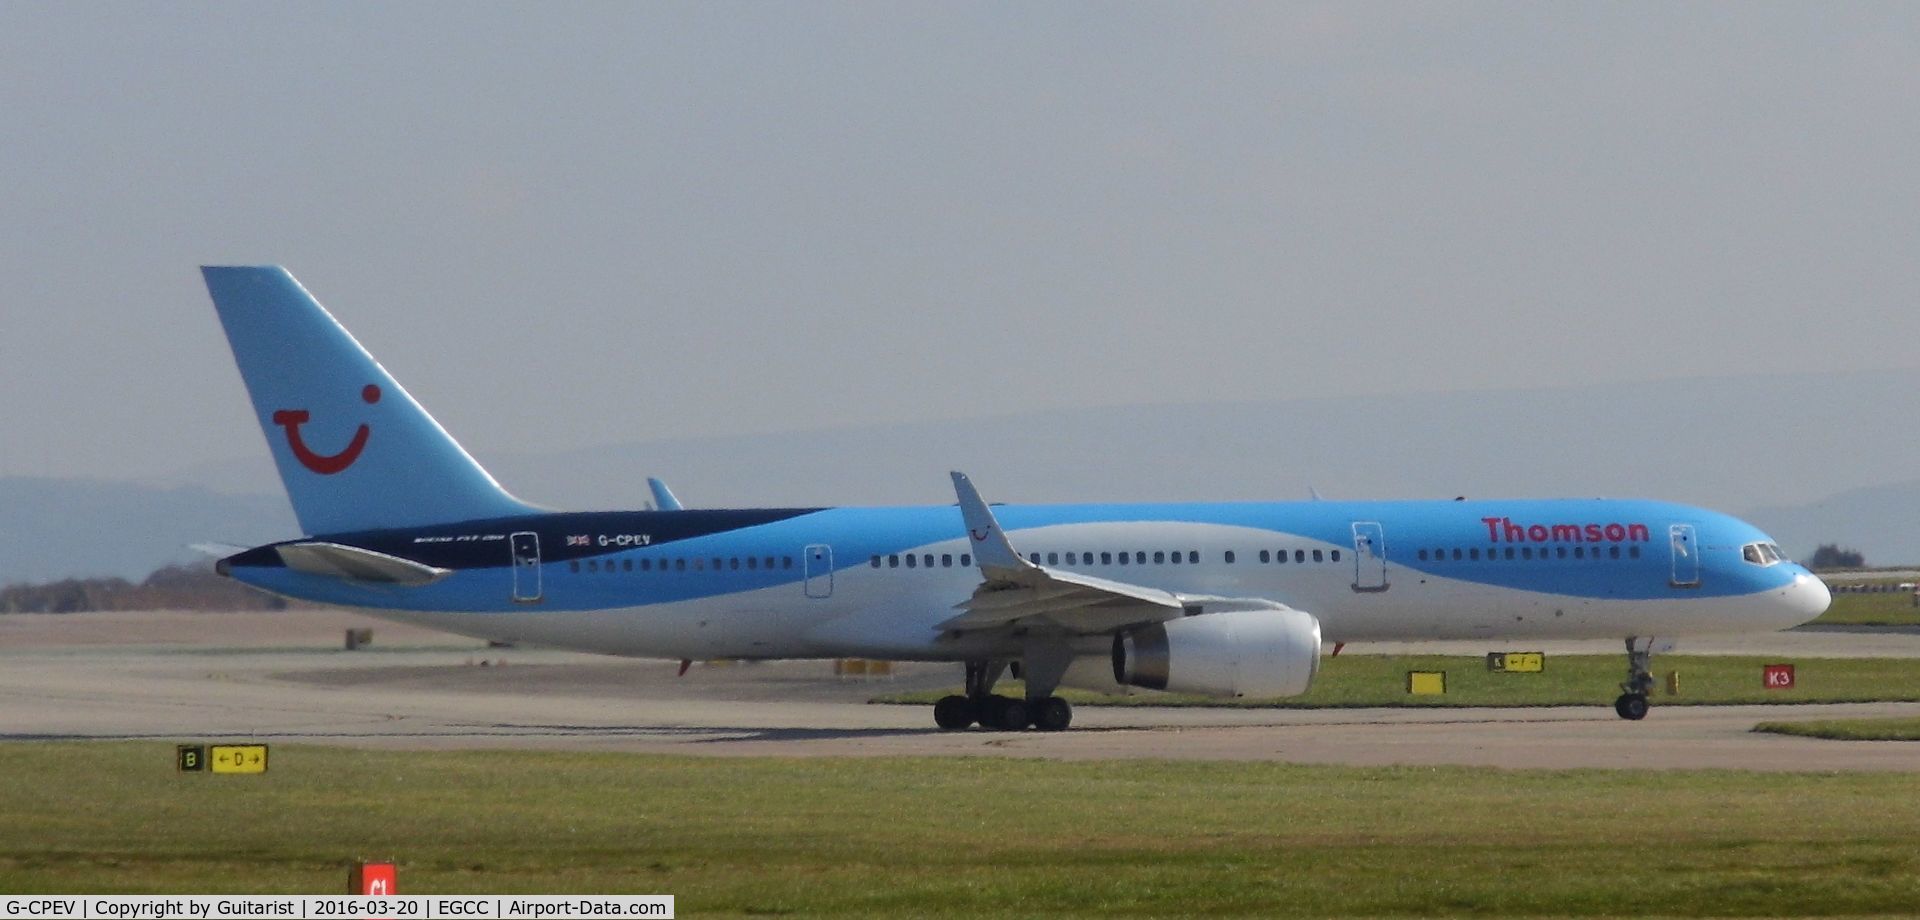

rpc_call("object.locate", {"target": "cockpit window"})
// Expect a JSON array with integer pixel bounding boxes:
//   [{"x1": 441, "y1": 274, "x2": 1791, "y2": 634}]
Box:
[
  {"x1": 1743, "y1": 544, "x2": 1763, "y2": 565},
  {"x1": 1743, "y1": 542, "x2": 1787, "y2": 566}
]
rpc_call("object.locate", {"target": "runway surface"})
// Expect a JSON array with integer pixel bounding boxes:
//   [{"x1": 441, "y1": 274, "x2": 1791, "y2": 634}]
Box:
[{"x1": 3, "y1": 610, "x2": 1918, "y2": 771}]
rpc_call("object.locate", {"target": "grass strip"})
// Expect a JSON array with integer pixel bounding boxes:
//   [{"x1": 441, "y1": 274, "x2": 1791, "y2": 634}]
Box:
[
  {"x1": 1753, "y1": 716, "x2": 1920, "y2": 741},
  {"x1": 5, "y1": 743, "x2": 1920, "y2": 916},
  {"x1": 1812, "y1": 582, "x2": 1920, "y2": 626}
]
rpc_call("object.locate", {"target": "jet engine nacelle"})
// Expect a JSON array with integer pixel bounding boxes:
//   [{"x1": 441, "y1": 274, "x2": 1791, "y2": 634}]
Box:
[{"x1": 1111, "y1": 608, "x2": 1322, "y2": 698}]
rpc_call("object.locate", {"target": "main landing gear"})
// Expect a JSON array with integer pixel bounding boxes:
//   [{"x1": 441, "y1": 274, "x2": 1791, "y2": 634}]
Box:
[
  {"x1": 933, "y1": 659, "x2": 1074, "y2": 732},
  {"x1": 1614, "y1": 636, "x2": 1656, "y2": 721}
]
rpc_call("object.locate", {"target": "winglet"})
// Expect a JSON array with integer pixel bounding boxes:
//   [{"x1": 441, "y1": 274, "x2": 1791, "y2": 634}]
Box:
[
  {"x1": 647, "y1": 477, "x2": 684, "y2": 511},
  {"x1": 951, "y1": 471, "x2": 1033, "y2": 574}
]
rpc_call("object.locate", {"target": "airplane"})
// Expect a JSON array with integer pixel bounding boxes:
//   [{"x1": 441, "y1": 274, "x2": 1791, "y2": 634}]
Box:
[{"x1": 200, "y1": 266, "x2": 1832, "y2": 731}]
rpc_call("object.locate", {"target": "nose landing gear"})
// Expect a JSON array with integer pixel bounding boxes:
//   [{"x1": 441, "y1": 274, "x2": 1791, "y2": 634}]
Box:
[{"x1": 1614, "y1": 637, "x2": 1656, "y2": 720}]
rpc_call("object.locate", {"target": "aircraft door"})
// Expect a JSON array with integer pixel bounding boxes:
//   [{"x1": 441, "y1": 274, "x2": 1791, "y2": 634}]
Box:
[
  {"x1": 804, "y1": 544, "x2": 833, "y2": 598},
  {"x1": 1669, "y1": 524, "x2": 1700, "y2": 588},
  {"x1": 510, "y1": 531, "x2": 542, "y2": 603},
  {"x1": 1351, "y1": 522, "x2": 1388, "y2": 592}
]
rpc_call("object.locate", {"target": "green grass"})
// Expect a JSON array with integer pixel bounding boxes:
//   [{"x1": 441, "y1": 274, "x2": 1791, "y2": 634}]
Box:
[
  {"x1": 6, "y1": 743, "x2": 1920, "y2": 916},
  {"x1": 1812, "y1": 583, "x2": 1920, "y2": 626},
  {"x1": 877, "y1": 654, "x2": 1920, "y2": 709},
  {"x1": 1754, "y1": 716, "x2": 1920, "y2": 741}
]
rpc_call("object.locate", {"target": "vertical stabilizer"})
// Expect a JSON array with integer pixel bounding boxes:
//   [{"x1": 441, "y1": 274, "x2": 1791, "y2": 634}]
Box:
[{"x1": 201, "y1": 266, "x2": 538, "y2": 535}]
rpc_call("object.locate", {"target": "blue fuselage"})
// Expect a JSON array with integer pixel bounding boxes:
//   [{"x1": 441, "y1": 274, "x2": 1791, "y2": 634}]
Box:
[{"x1": 223, "y1": 497, "x2": 1828, "y2": 661}]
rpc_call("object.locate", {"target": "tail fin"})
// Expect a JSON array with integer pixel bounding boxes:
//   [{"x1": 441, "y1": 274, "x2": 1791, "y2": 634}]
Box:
[{"x1": 201, "y1": 266, "x2": 538, "y2": 535}]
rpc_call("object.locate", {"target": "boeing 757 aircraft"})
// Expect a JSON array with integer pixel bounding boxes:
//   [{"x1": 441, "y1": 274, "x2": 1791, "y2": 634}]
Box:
[{"x1": 201, "y1": 266, "x2": 1830, "y2": 731}]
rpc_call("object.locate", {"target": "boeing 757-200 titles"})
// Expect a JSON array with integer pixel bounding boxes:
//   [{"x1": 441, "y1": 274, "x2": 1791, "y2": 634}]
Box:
[{"x1": 201, "y1": 267, "x2": 1830, "y2": 730}]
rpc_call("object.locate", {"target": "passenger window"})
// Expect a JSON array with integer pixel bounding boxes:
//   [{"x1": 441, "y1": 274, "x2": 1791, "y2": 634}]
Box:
[
  {"x1": 888, "y1": 555, "x2": 899, "y2": 568},
  {"x1": 1520, "y1": 547, "x2": 1531, "y2": 560},
  {"x1": 622, "y1": 559, "x2": 632, "y2": 572},
  {"x1": 1468, "y1": 549, "x2": 1479, "y2": 561},
  {"x1": 1452, "y1": 548, "x2": 1463, "y2": 561},
  {"x1": 748, "y1": 557, "x2": 758, "y2": 570},
  {"x1": 906, "y1": 554, "x2": 917, "y2": 568},
  {"x1": 1259, "y1": 550, "x2": 1271, "y2": 563},
  {"x1": 1330, "y1": 550, "x2": 1341, "y2": 562},
  {"x1": 1418, "y1": 549, "x2": 1428, "y2": 561},
  {"x1": 1312, "y1": 549, "x2": 1323, "y2": 562},
  {"x1": 943, "y1": 554, "x2": 953, "y2": 567},
  {"x1": 1100, "y1": 552, "x2": 1112, "y2": 565},
  {"x1": 1136, "y1": 552, "x2": 1147, "y2": 564},
  {"x1": 1573, "y1": 547, "x2": 1584, "y2": 559},
  {"x1": 1065, "y1": 552, "x2": 1077, "y2": 565},
  {"x1": 1224, "y1": 551, "x2": 1236, "y2": 564},
  {"x1": 1556, "y1": 547, "x2": 1567, "y2": 559},
  {"x1": 588, "y1": 560, "x2": 599, "y2": 572},
  {"x1": 1188, "y1": 551, "x2": 1199, "y2": 564},
  {"x1": 925, "y1": 554, "x2": 935, "y2": 568},
  {"x1": 674, "y1": 558, "x2": 686, "y2": 571},
  {"x1": 783, "y1": 557, "x2": 794, "y2": 569},
  {"x1": 1169, "y1": 551, "x2": 1181, "y2": 565},
  {"x1": 1609, "y1": 546, "x2": 1621, "y2": 559},
  {"x1": 729, "y1": 557, "x2": 740, "y2": 570},
  {"x1": 1047, "y1": 552, "x2": 1059, "y2": 565},
  {"x1": 1153, "y1": 551, "x2": 1165, "y2": 564},
  {"x1": 1118, "y1": 552, "x2": 1129, "y2": 565},
  {"x1": 712, "y1": 558, "x2": 723, "y2": 571},
  {"x1": 869, "y1": 556, "x2": 879, "y2": 568},
  {"x1": 961, "y1": 554, "x2": 972, "y2": 566},
  {"x1": 1504, "y1": 548, "x2": 1515, "y2": 560}
]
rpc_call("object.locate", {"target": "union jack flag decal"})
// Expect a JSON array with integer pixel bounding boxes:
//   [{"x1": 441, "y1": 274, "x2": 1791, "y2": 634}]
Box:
[{"x1": 567, "y1": 535, "x2": 590, "y2": 547}]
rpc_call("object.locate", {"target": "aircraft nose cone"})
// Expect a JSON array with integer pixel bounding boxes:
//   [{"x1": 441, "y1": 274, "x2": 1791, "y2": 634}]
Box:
[{"x1": 1782, "y1": 571, "x2": 1831, "y2": 624}]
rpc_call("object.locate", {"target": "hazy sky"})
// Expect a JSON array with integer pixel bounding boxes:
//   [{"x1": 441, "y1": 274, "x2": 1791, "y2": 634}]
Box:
[{"x1": 4, "y1": 3, "x2": 1917, "y2": 483}]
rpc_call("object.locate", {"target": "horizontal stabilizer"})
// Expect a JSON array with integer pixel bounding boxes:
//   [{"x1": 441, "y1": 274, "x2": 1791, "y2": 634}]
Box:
[{"x1": 274, "y1": 542, "x2": 451, "y2": 587}]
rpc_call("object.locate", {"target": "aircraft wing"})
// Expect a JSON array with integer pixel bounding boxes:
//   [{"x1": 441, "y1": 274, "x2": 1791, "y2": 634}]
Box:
[{"x1": 944, "y1": 472, "x2": 1287, "y2": 635}]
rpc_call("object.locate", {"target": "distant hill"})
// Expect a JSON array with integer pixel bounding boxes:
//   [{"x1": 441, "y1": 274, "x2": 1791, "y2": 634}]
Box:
[
  {"x1": 156, "y1": 368, "x2": 1920, "y2": 515},
  {"x1": 1744, "y1": 480, "x2": 1920, "y2": 568},
  {"x1": 475, "y1": 368, "x2": 1920, "y2": 519},
  {"x1": 0, "y1": 478, "x2": 294, "y2": 584},
  {"x1": 0, "y1": 562, "x2": 292, "y2": 612},
  {"x1": 12, "y1": 369, "x2": 1918, "y2": 583}
]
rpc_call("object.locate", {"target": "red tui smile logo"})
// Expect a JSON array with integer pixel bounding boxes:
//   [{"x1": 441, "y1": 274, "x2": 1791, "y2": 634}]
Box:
[{"x1": 272, "y1": 384, "x2": 380, "y2": 475}]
